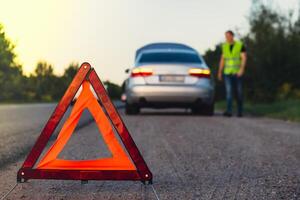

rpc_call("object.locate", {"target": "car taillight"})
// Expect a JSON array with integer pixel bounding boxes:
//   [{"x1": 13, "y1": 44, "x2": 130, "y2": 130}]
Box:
[
  {"x1": 131, "y1": 67, "x2": 153, "y2": 77},
  {"x1": 189, "y1": 68, "x2": 210, "y2": 78}
]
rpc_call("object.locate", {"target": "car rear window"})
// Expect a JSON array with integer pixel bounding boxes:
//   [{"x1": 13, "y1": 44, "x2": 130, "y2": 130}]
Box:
[{"x1": 137, "y1": 52, "x2": 202, "y2": 64}]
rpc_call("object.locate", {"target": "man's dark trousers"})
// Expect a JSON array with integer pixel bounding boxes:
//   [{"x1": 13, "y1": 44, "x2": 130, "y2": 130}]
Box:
[{"x1": 224, "y1": 74, "x2": 243, "y2": 115}]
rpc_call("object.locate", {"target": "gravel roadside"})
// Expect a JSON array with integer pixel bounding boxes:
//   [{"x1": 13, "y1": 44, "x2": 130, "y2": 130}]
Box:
[{"x1": 1, "y1": 108, "x2": 300, "y2": 199}]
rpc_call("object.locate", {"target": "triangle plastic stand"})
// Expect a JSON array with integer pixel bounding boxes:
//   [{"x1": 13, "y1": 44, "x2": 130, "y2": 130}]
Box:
[{"x1": 17, "y1": 62, "x2": 152, "y2": 183}]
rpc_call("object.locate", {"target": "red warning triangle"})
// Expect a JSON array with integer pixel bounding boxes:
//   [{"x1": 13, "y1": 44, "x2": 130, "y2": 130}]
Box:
[
  {"x1": 17, "y1": 63, "x2": 152, "y2": 183},
  {"x1": 37, "y1": 81, "x2": 135, "y2": 170}
]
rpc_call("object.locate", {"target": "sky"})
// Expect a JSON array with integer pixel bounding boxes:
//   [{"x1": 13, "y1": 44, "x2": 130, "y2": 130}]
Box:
[{"x1": 0, "y1": 0, "x2": 298, "y2": 84}]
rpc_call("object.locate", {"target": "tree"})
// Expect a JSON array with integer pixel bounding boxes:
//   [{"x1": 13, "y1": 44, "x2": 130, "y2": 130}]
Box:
[
  {"x1": 104, "y1": 80, "x2": 122, "y2": 99},
  {"x1": 0, "y1": 23, "x2": 25, "y2": 102},
  {"x1": 0, "y1": 23, "x2": 123, "y2": 103},
  {"x1": 203, "y1": 44, "x2": 223, "y2": 101},
  {"x1": 30, "y1": 61, "x2": 57, "y2": 101},
  {"x1": 244, "y1": 1, "x2": 300, "y2": 101},
  {"x1": 62, "y1": 62, "x2": 79, "y2": 85}
]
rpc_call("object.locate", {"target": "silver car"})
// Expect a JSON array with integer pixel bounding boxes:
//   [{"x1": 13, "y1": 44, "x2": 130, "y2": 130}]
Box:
[{"x1": 123, "y1": 43, "x2": 214, "y2": 115}]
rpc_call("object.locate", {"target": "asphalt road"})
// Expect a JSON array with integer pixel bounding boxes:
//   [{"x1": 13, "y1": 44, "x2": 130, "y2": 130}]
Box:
[
  {"x1": 1, "y1": 104, "x2": 300, "y2": 199},
  {"x1": 0, "y1": 103, "x2": 94, "y2": 169}
]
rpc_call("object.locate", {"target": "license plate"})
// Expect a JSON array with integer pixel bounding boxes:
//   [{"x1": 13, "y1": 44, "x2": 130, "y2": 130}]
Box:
[{"x1": 159, "y1": 75, "x2": 185, "y2": 82}]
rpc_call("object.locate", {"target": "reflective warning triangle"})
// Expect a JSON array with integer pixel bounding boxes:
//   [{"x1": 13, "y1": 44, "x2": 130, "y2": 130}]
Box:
[{"x1": 17, "y1": 63, "x2": 152, "y2": 183}]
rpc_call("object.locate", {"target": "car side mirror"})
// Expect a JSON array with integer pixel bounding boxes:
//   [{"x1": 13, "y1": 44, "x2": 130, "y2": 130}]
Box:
[{"x1": 125, "y1": 68, "x2": 130, "y2": 73}]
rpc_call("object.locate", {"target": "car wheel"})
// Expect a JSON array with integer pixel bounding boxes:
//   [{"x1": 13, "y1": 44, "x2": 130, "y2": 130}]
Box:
[
  {"x1": 202, "y1": 103, "x2": 214, "y2": 116},
  {"x1": 191, "y1": 103, "x2": 214, "y2": 116},
  {"x1": 125, "y1": 103, "x2": 140, "y2": 115}
]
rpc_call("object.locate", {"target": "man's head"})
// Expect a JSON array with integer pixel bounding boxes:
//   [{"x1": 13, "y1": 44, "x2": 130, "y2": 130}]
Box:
[{"x1": 225, "y1": 30, "x2": 235, "y2": 43}]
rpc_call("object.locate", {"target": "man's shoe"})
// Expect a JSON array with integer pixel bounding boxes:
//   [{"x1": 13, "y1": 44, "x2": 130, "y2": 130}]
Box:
[{"x1": 223, "y1": 111, "x2": 232, "y2": 117}]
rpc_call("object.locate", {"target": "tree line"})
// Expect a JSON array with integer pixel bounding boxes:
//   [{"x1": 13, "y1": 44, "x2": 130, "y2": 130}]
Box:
[
  {"x1": 1, "y1": 1, "x2": 299, "y2": 103},
  {"x1": 204, "y1": 1, "x2": 300, "y2": 102},
  {"x1": 0, "y1": 24, "x2": 121, "y2": 102}
]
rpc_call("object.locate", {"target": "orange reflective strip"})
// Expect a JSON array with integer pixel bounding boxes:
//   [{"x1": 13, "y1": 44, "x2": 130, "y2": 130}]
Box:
[{"x1": 37, "y1": 81, "x2": 135, "y2": 170}]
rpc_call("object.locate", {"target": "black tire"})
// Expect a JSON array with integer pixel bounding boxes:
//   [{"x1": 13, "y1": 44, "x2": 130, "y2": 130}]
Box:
[
  {"x1": 191, "y1": 103, "x2": 214, "y2": 116},
  {"x1": 125, "y1": 103, "x2": 140, "y2": 115},
  {"x1": 191, "y1": 106, "x2": 201, "y2": 115},
  {"x1": 202, "y1": 103, "x2": 214, "y2": 116}
]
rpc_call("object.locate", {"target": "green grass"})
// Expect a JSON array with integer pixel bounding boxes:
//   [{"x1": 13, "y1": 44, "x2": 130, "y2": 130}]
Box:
[{"x1": 215, "y1": 99, "x2": 300, "y2": 122}]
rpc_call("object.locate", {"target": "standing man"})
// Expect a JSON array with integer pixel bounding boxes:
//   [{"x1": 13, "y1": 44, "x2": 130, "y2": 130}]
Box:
[{"x1": 218, "y1": 30, "x2": 247, "y2": 117}]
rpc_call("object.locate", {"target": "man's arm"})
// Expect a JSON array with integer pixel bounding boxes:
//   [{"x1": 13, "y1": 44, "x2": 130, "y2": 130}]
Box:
[
  {"x1": 218, "y1": 55, "x2": 224, "y2": 81},
  {"x1": 237, "y1": 52, "x2": 247, "y2": 77}
]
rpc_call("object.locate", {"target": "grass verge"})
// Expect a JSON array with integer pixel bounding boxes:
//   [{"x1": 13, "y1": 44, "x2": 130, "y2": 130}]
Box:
[{"x1": 215, "y1": 99, "x2": 300, "y2": 122}]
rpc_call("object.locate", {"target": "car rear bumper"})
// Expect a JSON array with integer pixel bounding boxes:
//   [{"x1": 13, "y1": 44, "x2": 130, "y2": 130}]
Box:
[{"x1": 126, "y1": 84, "x2": 214, "y2": 107}]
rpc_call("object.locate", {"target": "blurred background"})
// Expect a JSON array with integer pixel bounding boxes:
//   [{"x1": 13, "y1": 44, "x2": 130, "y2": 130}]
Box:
[{"x1": 0, "y1": 0, "x2": 299, "y2": 120}]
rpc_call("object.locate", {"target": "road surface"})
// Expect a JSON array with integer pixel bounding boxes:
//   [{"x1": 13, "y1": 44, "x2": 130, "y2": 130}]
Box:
[{"x1": 0, "y1": 104, "x2": 300, "y2": 199}]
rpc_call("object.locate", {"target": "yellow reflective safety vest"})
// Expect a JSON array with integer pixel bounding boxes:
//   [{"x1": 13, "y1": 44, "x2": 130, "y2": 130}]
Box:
[{"x1": 222, "y1": 41, "x2": 243, "y2": 75}]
